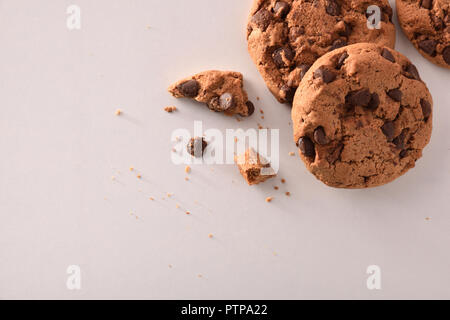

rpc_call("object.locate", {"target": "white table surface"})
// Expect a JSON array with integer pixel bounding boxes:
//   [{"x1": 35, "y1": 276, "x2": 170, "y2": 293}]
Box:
[{"x1": 0, "y1": 0, "x2": 449, "y2": 299}]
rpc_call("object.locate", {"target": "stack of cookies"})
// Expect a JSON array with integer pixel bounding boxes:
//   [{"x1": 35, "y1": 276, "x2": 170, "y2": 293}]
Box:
[{"x1": 246, "y1": 0, "x2": 444, "y2": 188}]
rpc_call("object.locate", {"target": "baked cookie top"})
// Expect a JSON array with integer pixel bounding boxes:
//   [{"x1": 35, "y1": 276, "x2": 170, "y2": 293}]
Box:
[
  {"x1": 396, "y1": 0, "x2": 450, "y2": 69},
  {"x1": 168, "y1": 71, "x2": 255, "y2": 117},
  {"x1": 292, "y1": 43, "x2": 433, "y2": 189},
  {"x1": 247, "y1": 0, "x2": 396, "y2": 104}
]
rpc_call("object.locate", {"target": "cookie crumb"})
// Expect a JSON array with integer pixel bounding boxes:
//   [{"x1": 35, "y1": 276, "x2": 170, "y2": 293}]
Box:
[
  {"x1": 281, "y1": 179, "x2": 286, "y2": 184},
  {"x1": 285, "y1": 192, "x2": 291, "y2": 196},
  {"x1": 149, "y1": 197, "x2": 154, "y2": 201},
  {"x1": 176, "y1": 204, "x2": 180, "y2": 209},
  {"x1": 274, "y1": 186, "x2": 279, "y2": 190},
  {"x1": 115, "y1": 109, "x2": 122, "y2": 116},
  {"x1": 208, "y1": 233, "x2": 214, "y2": 239},
  {"x1": 185, "y1": 211, "x2": 191, "y2": 215},
  {"x1": 184, "y1": 177, "x2": 189, "y2": 181},
  {"x1": 185, "y1": 165, "x2": 191, "y2": 173},
  {"x1": 265, "y1": 197, "x2": 274, "y2": 203},
  {"x1": 129, "y1": 167, "x2": 134, "y2": 171},
  {"x1": 256, "y1": 97, "x2": 260, "y2": 101},
  {"x1": 164, "y1": 106, "x2": 177, "y2": 113},
  {"x1": 425, "y1": 217, "x2": 431, "y2": 221},
  {"x1": 260, "y1": 109, "x2": 264, "y2": 114},
  {"x1": 167, "y1": 193, "x2": 173, "y2": 198},
  {"x1": 137, "y1": 174, "x2": 142, "y2": 179},
  {"x1": 289, "y1": 152, "x2": 295, "y2": 156}
]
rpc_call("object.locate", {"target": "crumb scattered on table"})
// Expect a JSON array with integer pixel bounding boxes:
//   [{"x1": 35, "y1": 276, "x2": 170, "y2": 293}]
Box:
[
  {"x1": 285, "y1": 192, "x2": 291, "y2": 196},
  {"x1": 289, "y1": 152, "x2": 295, "y2": 156},
  {"x1": 185, "y1": 165, "x2": 191, "y2": 173},
  {"x1": 265, "y1": 197, "x2": 273, "y2": 203},
  {"x1": 164, "y1": 106, "x2": 177, "y2": 113},
  {"x1": 281, "y1": 179, "x2": 286, "y2": 184},
  {"x1": 274, "y1": 186, "x2": 279, "y2": 190},
  {"x1": 115, "y1": 109, "x2": 122, "y2": 116}
]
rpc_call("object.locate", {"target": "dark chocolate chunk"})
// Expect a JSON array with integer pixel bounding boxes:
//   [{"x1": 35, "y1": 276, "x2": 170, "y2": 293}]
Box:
[
  {"x1": 297, "y1": 137, "x2": 316, "y2": 158},
  {"x1": 420, "y1": 0, "x2": 432, "y2": 9},
  {"x1": 251, "y1": 9, "x2": 272, "y2": 31},
  {"x1": 393, "y1": 129, "x2": 408, "y2": 150},
  {"x1": 314, "y1": 127, "x2": 329, "y2": 145},
  {"x1": 177, "y1": 80, "x2": 199, "y2": 98},
  {"x1": 381, "y1": 48, "x2": 395, "y2": 63},
  {"x1": 336, "y1": 52, "x2": 349, "y2": 69},
  {"x1": 404, "y1": 63, "x2": 421, "y2": 81},
  {"x1": 381, "y1": 121, "x2": 395, "y2": 141},
  {"x1": 346, "y1": 89, "x2": 371, "y2": 107},
  {"x1": 338, "y1": 22, "x2": 352, "y2": 37},
  {"x1": 273, "y1": 1, "x2": 290, "y2": 18},
  {"x1": 420, "y1": 99, "x2": 432, "y2": 121},
  {"x1": 272, "y1": 47, "x2": 294, "y2": 67},
  {"x1": 419, "y1": 39, "x2": 437, "y2": 56},
  {"x1": 387, "y1": 89, "x2": 403, "y2": 102},
  {"x1": 245, "y1": 101, "x2": 255, "y2": 116},
  {"x1": 313, "y1": 66, "x2": 336, "y2": 84},
  {"x1": 367, "y1": 93, "x2": 380, "y2": 110}
]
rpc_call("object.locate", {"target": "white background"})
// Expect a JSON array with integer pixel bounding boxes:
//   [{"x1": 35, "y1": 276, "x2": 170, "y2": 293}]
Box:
[{"x1": 0, "y1": 0, "x2": 449, "y2": 299}]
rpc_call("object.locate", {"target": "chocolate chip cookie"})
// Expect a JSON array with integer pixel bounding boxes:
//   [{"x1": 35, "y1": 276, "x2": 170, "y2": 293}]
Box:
[
  {"x1": 168, "y1": 71, "x2": 255, "y2": 117},
  {"x1": 247, "y1": 0, "x2": 396, "y2": 103},
  {"x1": 397, "y1": 0, "x2": 450, "y2": 69},
  {"x1": 292, "y1": 43, "x2": 433, "y2": 188}
]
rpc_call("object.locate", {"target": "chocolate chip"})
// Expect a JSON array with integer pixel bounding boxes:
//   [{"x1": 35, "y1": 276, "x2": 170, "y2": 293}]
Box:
[
  {"x1": 314, "y1": 127, "x2": 329, "y2": 145},
  {"x1": 251, "y1": 9, "x2": 272, "y2": 31},
  {"x1": 381, "y1": 121, "x2": 395, "y2": 141},
  {"x1": 273, "y1": 1, "x2": 290, "y2": 18},
  {"x1": 404, "y1": 63, "x2": 421, "y2": 81},
  {"x1": 326, "y1": 0, "x2": 340, "y2": 16},
  {"x1": 393, "y1": 129, "x2": 408, "y2": 150},
  {"x1": 218, "y1": 93, "x2": 235, "y2": 111},
  {"x1": 289, "y1": 26, "x2": 305, "y2": 42},
  {"x1": 367, "y1": 93, "x2": 380, "y2": 110},
  {"x1": 329, "y1": 39, "x2": 347, "y2": 51},
  {"x1": 381, "y1": 48, "x2": 395, "y2": 63},
  {"x1": 313, "y1": 66, "x2": 336, "y2": 84},
  {"x1": 272, "y1": 47, "x2": 294, "y2": 68},
  {"x1": 245, "y1": 101, "x2": 255, "y2": 116},
  {"x1": 336, "y1": 52, "x2": 349, "y2": 69},
  {"x1": 299, "y1": 64, "x2": 311, "y2": 80},
  {"x1": 442, "y1": 46, "x2": 450, "y2": 65},
  {"x1": 281, "y1": 85, "x2": 296, "y2": 103},
  {"x1": 297, "y1": 137, "x2": 316, "y2": 158},
  {"x1": 187, "y1": 137, "x2": 207, "y2": 158},
  {"x1": 419, "y1": 39, "x2": 437, "y2": 56},
  {"x1": 420, "y1": 0, "x2": 432, "y2": 9},
  {"x1": 400, "y1": 149, "x2": 408, "y2": 158},
  {"x1": 346, "y1": 89, "x2": 371, "y2": 107},
  {"x1": 177, "y1": 80, "x2": 199, "y2": 98},
  {"x1": 420, "y1": 99, "x2": 432, "y2": 121},
  {"x1": 387, "y1": 89, "x2": 402, "y2": 102}
]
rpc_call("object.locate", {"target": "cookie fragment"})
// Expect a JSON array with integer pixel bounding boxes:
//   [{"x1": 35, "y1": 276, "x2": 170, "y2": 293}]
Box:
[
  {"x1": 235, "y1": 148, "x2": 276, "y2": 185},
  {"x1": 168, "y1": 70, "x2": 255, "y2": 117}
]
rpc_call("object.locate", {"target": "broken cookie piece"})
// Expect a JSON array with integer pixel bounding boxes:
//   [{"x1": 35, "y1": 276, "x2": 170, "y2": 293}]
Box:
[
  {"x1": 235, "y1": 148, "x2": 276, "y2": 185},
  {"x1": 168, "y1": 71, "x2": 255, "y2": 117}
]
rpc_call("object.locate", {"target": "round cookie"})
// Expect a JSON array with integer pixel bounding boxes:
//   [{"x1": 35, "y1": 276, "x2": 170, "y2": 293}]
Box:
[
  {"x1": 396, "y1": 0, "x2": 450, "y2": 69},
  {"x1": 247, "y1": 0, "x2": 396, "y2": 103},
  {"x1": 292, "y1": 43, "x2": 433, "y2": 188}
]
